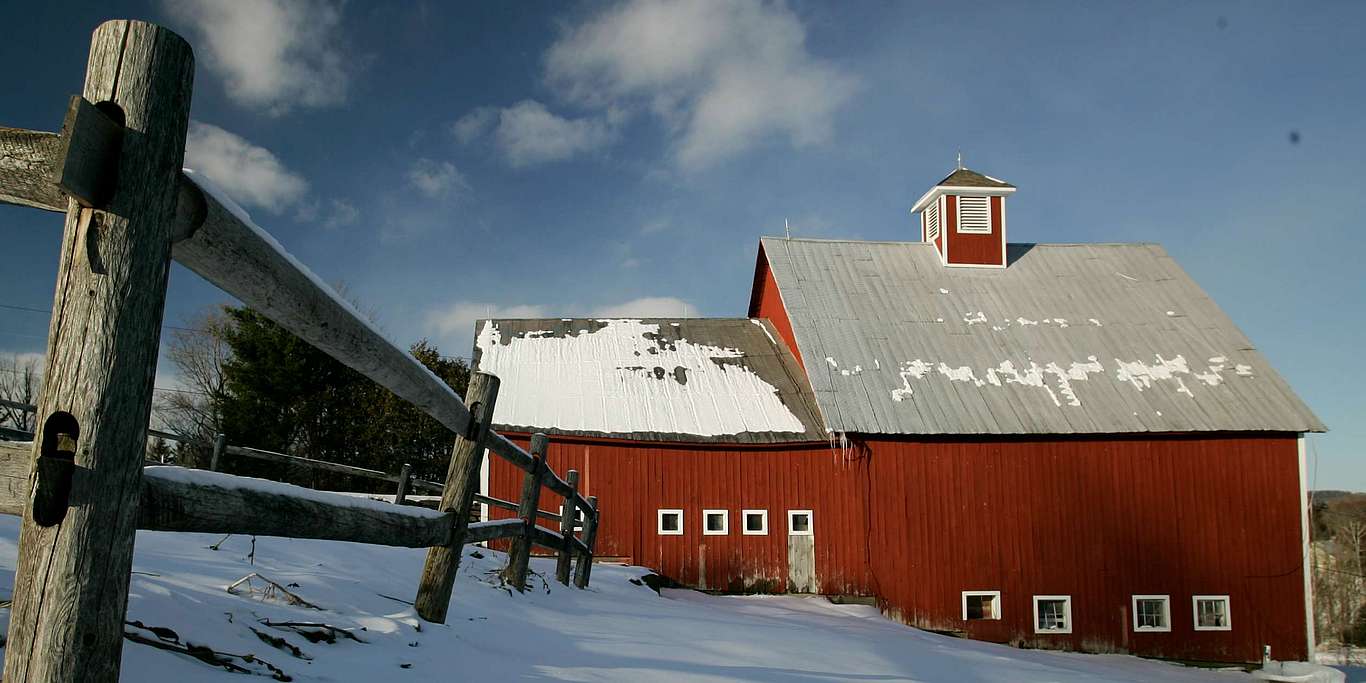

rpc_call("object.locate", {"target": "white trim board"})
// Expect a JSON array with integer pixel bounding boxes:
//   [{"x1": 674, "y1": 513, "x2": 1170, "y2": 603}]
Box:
[
  {"x1": 1131, "y1": 594, "x2": 1172, "y2": 633},
  {"x1": 1299, "y1": 434, "x2": 1316, "y2": 654},
  {"x1": 961, "y1": 590, "x2": 1002, "y2": 621}
]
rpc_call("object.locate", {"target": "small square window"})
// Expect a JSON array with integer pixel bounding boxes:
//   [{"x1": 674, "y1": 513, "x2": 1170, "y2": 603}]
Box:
[
  {"x1": 962, "y1": 591, "x2": 1001, "y2": 620},
  {"x1": 657, "y1": 509, "x2": 683, "y2": 536},
  {"x1": 742, "y1": 509, "x2": 768, "y2": 535},
  {"x1": 557, "y1": 505, "x2": 585, "y2": 532},
  {"x1": 703, "y1": 509, "x2": 729, "y2": 535},
  {"x1": 1131, "y1": 595, "x2": 1171, "y2": 632},
  {"x1": 1033, "y1": 595, "x2": 1072, "y2": 634},
  {"x1": 1193, "y1": 595, "x2": 1231, "y2": 631},
  {"x1": 787, "y1": 510, "x2": 813, "y2": 536}
]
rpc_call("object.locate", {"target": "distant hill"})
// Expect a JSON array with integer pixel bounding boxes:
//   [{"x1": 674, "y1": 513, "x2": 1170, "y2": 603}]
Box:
[{"x1": 1313, "y1": 490, "x2": 1366, "y2": 504}]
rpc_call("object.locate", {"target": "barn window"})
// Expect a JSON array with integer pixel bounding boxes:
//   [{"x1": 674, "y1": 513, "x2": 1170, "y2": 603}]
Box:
[
  {"x1": 557, "y1": 505, "x2": 585, "y2": 532},
  {"x1": 742, "y1": 509, "x2": 768, "y2": 535},
  {"x1": 961, "y1": 591, "x2": 1001, "y2": 620},
  {"x1": 1132, "y1": 595, "x2": 1171, "y2": 632},
  {"x1": 1193, "y1": 595, "x2": 1231, "y2": 631},
  {"x1": 1032, "y1": 595, "x2": 1072, "y2": 634},
  {"x1": 657, "y1": 509, "x2": 683, "y2": 536},
  {"x1": 956, "y1": 196, "x2": 991, "y2": 234},
  {"x1": 703, "y1": 509, "x2": 729, "y2": 535},
  {"x1": 925, "y1": 202, "x2": 940, "y2": 242},
  {"x1": 787, "y1": 510, "x2": 813, "y2": 536}
]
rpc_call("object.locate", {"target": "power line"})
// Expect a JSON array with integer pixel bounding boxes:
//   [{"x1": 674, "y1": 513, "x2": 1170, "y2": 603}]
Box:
[{"x1": 0, "y1": 301, "x2": 205, "y2": 334}]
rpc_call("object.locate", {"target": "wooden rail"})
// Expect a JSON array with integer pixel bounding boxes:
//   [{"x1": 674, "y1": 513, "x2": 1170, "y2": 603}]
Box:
[{"x1": 0, "y1": 18, "x2": 601, "y2": 681}]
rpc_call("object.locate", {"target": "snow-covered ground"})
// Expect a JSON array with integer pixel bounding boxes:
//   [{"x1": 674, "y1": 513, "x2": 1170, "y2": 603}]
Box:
[{"x1": 0, "y1": 515, "x2": 1289, "y2": 681}]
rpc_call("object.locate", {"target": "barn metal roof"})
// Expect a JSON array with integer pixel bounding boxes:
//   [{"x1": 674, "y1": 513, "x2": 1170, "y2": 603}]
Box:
[
  {"x1": 760, "y1": 237, "x2": 1326, "y2": 436},
  {"x1": 472, "y1": 317, "x2": 826, "y2": 444}
]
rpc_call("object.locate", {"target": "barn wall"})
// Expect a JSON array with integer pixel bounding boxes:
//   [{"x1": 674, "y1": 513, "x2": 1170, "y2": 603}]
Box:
[
  {"x1": 489, "y1": 431, "x2": 1307, "y2": 663},
  {"x1": 945, "y1": 194, "x2": 1005, "y2": 266},
  {"x1": 862, "y1": 433, "x2": 1307, "y2": 663}
]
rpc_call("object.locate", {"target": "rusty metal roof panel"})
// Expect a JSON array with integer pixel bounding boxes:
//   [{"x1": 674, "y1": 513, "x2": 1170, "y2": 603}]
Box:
[
  {"x1": 472, "y1": 317, "x2": 826, "y2": 444},
  {"x1": 761, "y1": 237, "x2": 1325, "y2": 435}
]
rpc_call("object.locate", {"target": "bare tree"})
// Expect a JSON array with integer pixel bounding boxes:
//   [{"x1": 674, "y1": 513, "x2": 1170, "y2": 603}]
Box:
[
  {"x1": 153, "y1": 309, "x2": 233, "y2": 460},
  {"x1": 0, "y1": 353, "x2": 43, "y2": 434},
  {"x1": 1315, "y1": 497, "x2": 1366, "y2": 656}
]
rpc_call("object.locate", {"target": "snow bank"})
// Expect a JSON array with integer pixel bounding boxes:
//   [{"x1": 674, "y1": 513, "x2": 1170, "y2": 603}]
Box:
[{"x1": 0, "y1": 517, "x2": 1278, "y2": 682}]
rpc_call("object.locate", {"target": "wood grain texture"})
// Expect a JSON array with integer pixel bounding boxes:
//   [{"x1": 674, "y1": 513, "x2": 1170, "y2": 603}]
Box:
[
  {"x1": 555, "y1": 469, "x2": 580, "y2": 586},
  {"x1": 414, "y1": 372, "x2": 499, "y2": 623},
  {"x1": 0, "y1": 445, "x2": 453, "y2": 548},
  {"x1": 0, "y1": 127, "x2": 64, "y2": 211},
  {"x1": 170, "y1": 181, "x2": 473, "y2": 439},
  {"x1": 137, "y1": 468, "x2": 453, "y2": 547},
  {"x1": 52, "y1": 96, "x2": 124, "y2": 208},
  {"x1": 503, "y1": 433, "x2": 548, "y2": 591},
  {"x1": 3, "y1": 19, "x2": 194, "y2": 683},
  {"x1": 573, "y1": 495, "x2": 599, "y2": 588}
]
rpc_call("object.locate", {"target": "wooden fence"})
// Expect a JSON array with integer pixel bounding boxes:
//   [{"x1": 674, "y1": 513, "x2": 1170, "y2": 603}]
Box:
[{"x1": 0, "y1": 19, "x2": 598, "y2": 682}]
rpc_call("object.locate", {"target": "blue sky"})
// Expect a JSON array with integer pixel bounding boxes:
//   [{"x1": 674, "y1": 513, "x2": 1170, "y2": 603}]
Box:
[{"x1": 1, "y1": 1, "x2": 1362, "y2": 487}]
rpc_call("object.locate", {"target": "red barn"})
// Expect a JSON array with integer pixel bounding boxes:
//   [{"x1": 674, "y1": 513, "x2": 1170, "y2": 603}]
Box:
[{"x1": 474, "y1": 167, "x2": 1325, "y2": 663}]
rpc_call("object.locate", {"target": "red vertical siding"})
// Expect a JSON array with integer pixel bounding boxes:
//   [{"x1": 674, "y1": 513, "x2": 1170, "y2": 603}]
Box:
[
  {"x1": 487, "y1": 432, "x2": 1307, "y2": 663},
  {"x1": 747, "y1": 246, "x2": 803, "y2": 368},
  {"x1": 945, "y1": 194, "x2": 1005, "y2": 267}
]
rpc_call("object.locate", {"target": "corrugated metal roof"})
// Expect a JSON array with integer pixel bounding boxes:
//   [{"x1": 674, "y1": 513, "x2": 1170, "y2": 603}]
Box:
[
  {"x1": 761, "y1": 237, "x2": 1326, "y2": 435},
  {"x1": 472, "y1": 318, "x2": 826, "y2": 443}
]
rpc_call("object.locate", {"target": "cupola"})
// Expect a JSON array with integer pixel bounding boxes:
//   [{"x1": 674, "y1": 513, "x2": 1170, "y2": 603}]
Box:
[{"x1": 910, "y1": 162, "x2": 1016, "y2": 268}]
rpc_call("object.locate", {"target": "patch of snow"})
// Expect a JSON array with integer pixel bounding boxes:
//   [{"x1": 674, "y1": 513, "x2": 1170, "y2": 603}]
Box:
[
  {"x1": 963, "y1": 311, "x2": 987, "y2": 325},
  {"x1": 0, "y1": 517, "x2": 1255, "y2": 683},
  {"x1": 749, "y1": 318, "x2": 778, "y2": 346},
  {"x1": 1089, "y1": 318, "x2": 1104, "y2": 327},
  {"x1": 938, "y1": 288, "x2": 950, "y2": 294},
  {"x1": 1236, "y1": 364, "x2": 1254, "y2": 377},
  {"x1": 476, "y1": 319, "x2": 806, "y2": 436}
]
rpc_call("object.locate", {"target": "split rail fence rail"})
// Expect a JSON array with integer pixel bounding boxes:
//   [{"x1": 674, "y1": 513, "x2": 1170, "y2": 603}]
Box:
[{"x1": 0, "y1": 19, "x2": 598, "y2": 682}]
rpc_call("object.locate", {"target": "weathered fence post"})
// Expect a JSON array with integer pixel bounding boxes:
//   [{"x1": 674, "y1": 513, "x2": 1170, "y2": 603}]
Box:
[
  {"x1": 3, "y1": 19, "x2": 194, "y2": 683},
  {"x1": 574, "y1": 495, "x2": 600, "y2": 589},
  {"x1": 555, "y1": 469, "x2": 580, "y2": 586},
  {"x1": 502, "y1": 433, "x2": 548, "y2": 591},
  {"x1": 210, "y1": 432, "x2": 225, "y2": 472},
  {"x1": 414, "y1": 371, "x2": 499, "y2": 623},
  {"x1": 394, "y1": 462, "x2": 413, "y2": 505}
]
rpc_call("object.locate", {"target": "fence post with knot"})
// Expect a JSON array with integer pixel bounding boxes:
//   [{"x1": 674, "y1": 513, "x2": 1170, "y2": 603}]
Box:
[
  {"x1": 414, "y1": 371, "x2": 499, "y2": 622},
  {"x1": 3, "y1": 19, "x2": 195, "y2": 683},
  {"x1": 503, "y1": 433, "x2": 548, "y2": 591},
  {"x1": 556, "y1": 469, "x2": 580, "y2": 586}
]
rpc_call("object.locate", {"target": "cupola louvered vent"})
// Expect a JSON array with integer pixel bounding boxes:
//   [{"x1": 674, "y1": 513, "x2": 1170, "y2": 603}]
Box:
[
  {"x1": 925, "y1": 202, "x2": 940, "y2": 242},
  {"x1": 956, "y1": 196, "x2": 991, "y2": 234}
]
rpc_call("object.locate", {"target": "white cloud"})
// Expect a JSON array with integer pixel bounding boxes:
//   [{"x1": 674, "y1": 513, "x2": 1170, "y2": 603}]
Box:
[
  {"x1": 407, "y1": 159, "x2": 470, "y2": 198},
  {"x1": 322, "y1": 199, "x2": 360, "y2": 229},
  {"x1": 184, "y1": 121, "x2": 309, "y2": 213},
  {"x1": 544, "y1": 0, "x2": 858, "y2": 169},
  {"x1": 451, "y1": 107, "x2": 498, "y2": 145},
  {"x1": 164, "y1": 0, "x2": 350, "y2": 115},
  {"x1": 640, "y1": 218, "x2": 670, "y2": 235},
  {"x1": 494, "y1": 100, "x2": 616, "y2": 167},
  {"x1": 591, "y1": 296, "x2": 696, "y2": 318}
]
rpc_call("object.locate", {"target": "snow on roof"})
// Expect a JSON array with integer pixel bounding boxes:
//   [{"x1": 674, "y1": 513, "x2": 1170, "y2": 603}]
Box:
[
  {"x1": 759, "y1": 237, "x2": 1325, "y2": 436},
  {"x1": 473, "y1": 318, "x2": 825, "y2": 443}
]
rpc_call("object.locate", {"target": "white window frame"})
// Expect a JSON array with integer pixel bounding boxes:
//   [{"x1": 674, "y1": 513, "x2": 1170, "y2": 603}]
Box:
[
  {"x1": 1192, "y1": 595, "x2": 1232, "y2": 631},
  {"x1": 1032, "y1": 595, "x2": 1073, "y2": 634},
  {"x1": 1131, "y1": 595, "x2": 1171, "y2": 633},
  {"x1": 557, "y1": 505, "x2": 585, "y2": 532},
  {"x1": 657, "y1": 508, "x2": 683, "y2": 536},
  {"x1": 702, "y1": 509, "x2": 729, "y2": 536},
  {"x1": 961, "y1": 590, "x2": 1002, "y2": 621},
  {"x1": 787, "y1": 509, "x2": 814, "y2": 536},
  {"x1": 956, "y1": 195, "x2": 992, "y2": 234},
  {"x1": 742, "y1": 509, "x2": 769, "y2": 535}
]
